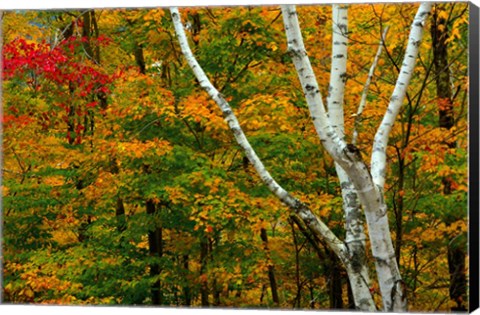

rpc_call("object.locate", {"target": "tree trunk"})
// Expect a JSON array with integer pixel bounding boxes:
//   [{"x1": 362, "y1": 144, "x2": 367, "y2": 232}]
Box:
[
  {"x1": 448, "y1": 241, "x2": 467, "y2": 311},
  {"x1": 325, "y1": 7, "x2": 374, "y2": 310},
  {"x1": 289, "y1": 220, "x2": 302, "y2": 308},
  {"x1": 328, "y1": 249, "x2": 344, "y2": 309},
  {"x1": 82, "y1": 10, "x2": 108, "y2": 110},
  {"x1": 183, "y1": 254, "x2": 192, "y2": 306},
  {"x1": 146, "y1": 200, "x2": 163, "y2": 305},
  {"x1": 134, "y1": 42, "x2": 146, "y2": 75},
  {"x1": 431, "y1": 6, "x2": 454, "y2": 131},
  {"x1": 260, "y1": 227, "x2": 280, "y2": 306},
  {"x1": 115, "y1": 197, "x2": 126, "y2": 232},
  {"x1": 431, "y1": 5, "x2": 467, "y2": 311},
  {"x1": 347, "y1": 279, "x2": 356, "y2": 309},
  {"x1": 281, "y1": 4, "x2": 434, "y2": 310},
  {"x1": 109, "y1": 158, "x2": 127, "y2": 233},
  {"x1": 200, "y1": 237, "x2": 209, "y2": 306},
  {"x1": 82, "y1": 11, "x2": 94, "y2": 59},
  {"x1": 170, "y1": 4, "x2": 432, "y2": 311},
  {"x1": 393, "y1": 158, "x2": 405, "y2": 265},
  {"x1": 208, "y1": 238, "x2": 221, "y2": 306}
]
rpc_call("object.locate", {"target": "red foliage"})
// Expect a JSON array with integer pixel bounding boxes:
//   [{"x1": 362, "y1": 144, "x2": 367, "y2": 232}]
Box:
[
  {"x1": 2, "y1": 36, "x2": 116, "y2": 143},
  {"x1": 3, "y1": 37, "x2": 115, "y2": 100}
]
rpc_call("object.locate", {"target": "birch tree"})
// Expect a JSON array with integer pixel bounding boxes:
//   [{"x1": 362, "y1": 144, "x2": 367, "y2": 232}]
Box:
[{"x1": 170, "y1": 2, "x2": 431, "y2": 311}]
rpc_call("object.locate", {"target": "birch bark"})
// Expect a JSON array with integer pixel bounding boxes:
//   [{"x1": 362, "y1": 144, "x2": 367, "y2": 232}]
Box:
[
  {"x1": 371, "y1": 3, "x2": 432, "y2": 189},
  {"x1": 281, "y1": 3, "x2": 431, "y2": 311},
  {"x1": 171, "y1": 2, "x2": 431, "y2": 311},
  {"x1": 325, "y1": 5, "x2": 375, "y2": 311}
]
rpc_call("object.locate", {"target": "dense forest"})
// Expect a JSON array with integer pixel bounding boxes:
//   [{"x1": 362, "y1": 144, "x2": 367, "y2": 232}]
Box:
[{"x1": 1, "y1": 2, "x2": 470, "y2": 311}]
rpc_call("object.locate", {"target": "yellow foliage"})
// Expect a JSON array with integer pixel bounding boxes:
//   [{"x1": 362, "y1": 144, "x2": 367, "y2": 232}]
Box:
[{"x1": 43, "y1": 176, "x2": 64, "y2": 187}]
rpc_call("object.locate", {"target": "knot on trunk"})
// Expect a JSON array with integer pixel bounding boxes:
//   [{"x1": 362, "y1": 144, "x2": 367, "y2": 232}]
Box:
[{"x1": 344, "y1": 143, "x2": 363, "y2": 163}]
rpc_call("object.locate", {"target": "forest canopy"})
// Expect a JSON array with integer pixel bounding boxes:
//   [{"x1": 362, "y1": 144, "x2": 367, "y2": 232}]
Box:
[{"x1": 1, "y1": 2, "x2": 469, "y2": 311}]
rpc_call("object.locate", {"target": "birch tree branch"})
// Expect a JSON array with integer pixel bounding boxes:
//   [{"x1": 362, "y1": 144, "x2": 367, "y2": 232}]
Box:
[
  {"x1": 170, "y1": 7, "x2": 347, "y2": 261},
  {"x1": 326, "y1": 5, "x2": 375, "y2": 310},
  {"x1": 281, "y1": 5, "x2": 347, "y2": 159},
  {"x1": 327, "y1": 4, "x2": 348, "y2": 138},
  {"x1": 371, "y1": 3, "x2": 432, "y2": 188},
  {"x1": 352, "y1": 26, "x2": 389, "y2": 145},
  {"x1": 281, "y1": 4, "x2": 433, "y2": 311},
  {"x1": 282, "y1": 5, "x2": 395, "y2": 311}
]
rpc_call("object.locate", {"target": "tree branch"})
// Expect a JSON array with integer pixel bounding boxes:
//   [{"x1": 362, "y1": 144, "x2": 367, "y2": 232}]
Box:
[
  {"x1": 371, "y1": 3, "x2": 432, "y2": 189},
  {"x1": 353, "y1": 26, "x2": 389, "y2": 145},
  {"x1": 170, "y1": 6, "x2": 347, "y2": 260}
]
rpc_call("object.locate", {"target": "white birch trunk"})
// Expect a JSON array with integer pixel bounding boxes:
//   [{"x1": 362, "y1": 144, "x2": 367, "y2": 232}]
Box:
[
  {"x1": 327, "y1": 4, "x2": 348, "y2": 138},
  {"x1": 371, "y1": 3, "x2": 432, "y2": 189},
  {"x1": 171, "y1": 3, "x2": 431, "y2": 311},
  {"x1": 282, "y1": 4, "x2": 431, "y2": 311},
  {"x1": 170, "y1": 6, "x2": 351, "y2": 268},
  {"x1": 326, "y1": 5, "x2": 375, "y2": 311},
  {"x1": 282, "y1": 4, "x2": 399, "y2": 310}
]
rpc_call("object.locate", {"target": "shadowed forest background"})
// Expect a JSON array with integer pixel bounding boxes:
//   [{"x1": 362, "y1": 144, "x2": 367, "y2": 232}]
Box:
[{"x1": 1, "y1": 2, "x2": 469, "y2": 311}]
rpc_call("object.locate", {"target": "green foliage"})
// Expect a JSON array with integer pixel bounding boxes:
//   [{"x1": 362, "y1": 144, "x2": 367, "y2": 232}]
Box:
[{"x1": 2, "y1": 3, "x2": 469, "y2": 311}]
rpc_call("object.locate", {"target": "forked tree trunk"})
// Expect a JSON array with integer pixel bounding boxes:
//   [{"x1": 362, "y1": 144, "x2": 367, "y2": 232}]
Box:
[
  {"x1": 325, "y1": 6, "x2": 372, "y2": 310},
  {"x1": 170, "y1": 3, "x2": 431, "y2": 311},
  {"x1": 281, "y1": 4, "x2": 431, "y2": 310}
]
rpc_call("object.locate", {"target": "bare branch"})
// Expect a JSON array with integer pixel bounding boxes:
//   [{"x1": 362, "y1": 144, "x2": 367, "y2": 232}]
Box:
[{"x1": 352, "y1": 26, "x2": 389, "y2": 145}]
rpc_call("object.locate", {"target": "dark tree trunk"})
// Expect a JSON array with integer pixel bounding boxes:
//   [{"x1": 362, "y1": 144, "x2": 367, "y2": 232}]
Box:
[
  {"x1": 91, "y1": 11, "x2": 101, "y2": 62},
  {"x1": 82, "y1": 10, "x2": 108, "y2": 110},
  {"x1": 200, "y1": 237, "x2": 209, "y2": 306},
  {"x1": 115, "y1": 197, "x2": 126, "y2": 232},
  {"x1": 328, "y1": 249, "x2": 344, "y2": 309},
  {"x1": 431, "y1": 5, "x2": 467, "y2": 312},
  {"x1": 67, "y1": 103, "x2": 75, "y2": 145},
  {"x1": 431, "y1": 7, "x2": 454, "y2": 131},
  {"x1": 394, "y1": 158, "x2": 405, "y2": 265},
  {"x1": 146, "y1": 200, "x2": 164, "y2": 305},
  {"x1": 347, "y1": 279, "x2": 355, "y2": 309},
  {"x1": 190, "y1": 12, "x2": 202, "y2": 46},
  {"x1": 448, "y1": 240, "x2": 467, "y2": 311},
  {"x1": 260, "y1": 227, "x2": 280, "y2": 306},
  {"x1": 183, "y1": 255, "x2": 192, "y2": 306},
  {"x1": 109, "y1": 159, "x2": 127, "y2": 233},
  {"x1": 82, "y1": 11, "x2": 94, "y2": 58},
  {"x1": 207, "y1": 237, "x2": 221, "y2": 306},
  {"x1": 134, "y1": 43, "x2": 146, "y2": 75},
  {"x1": 289, "y1": 219, "x2": 302, "y2": 308}
]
